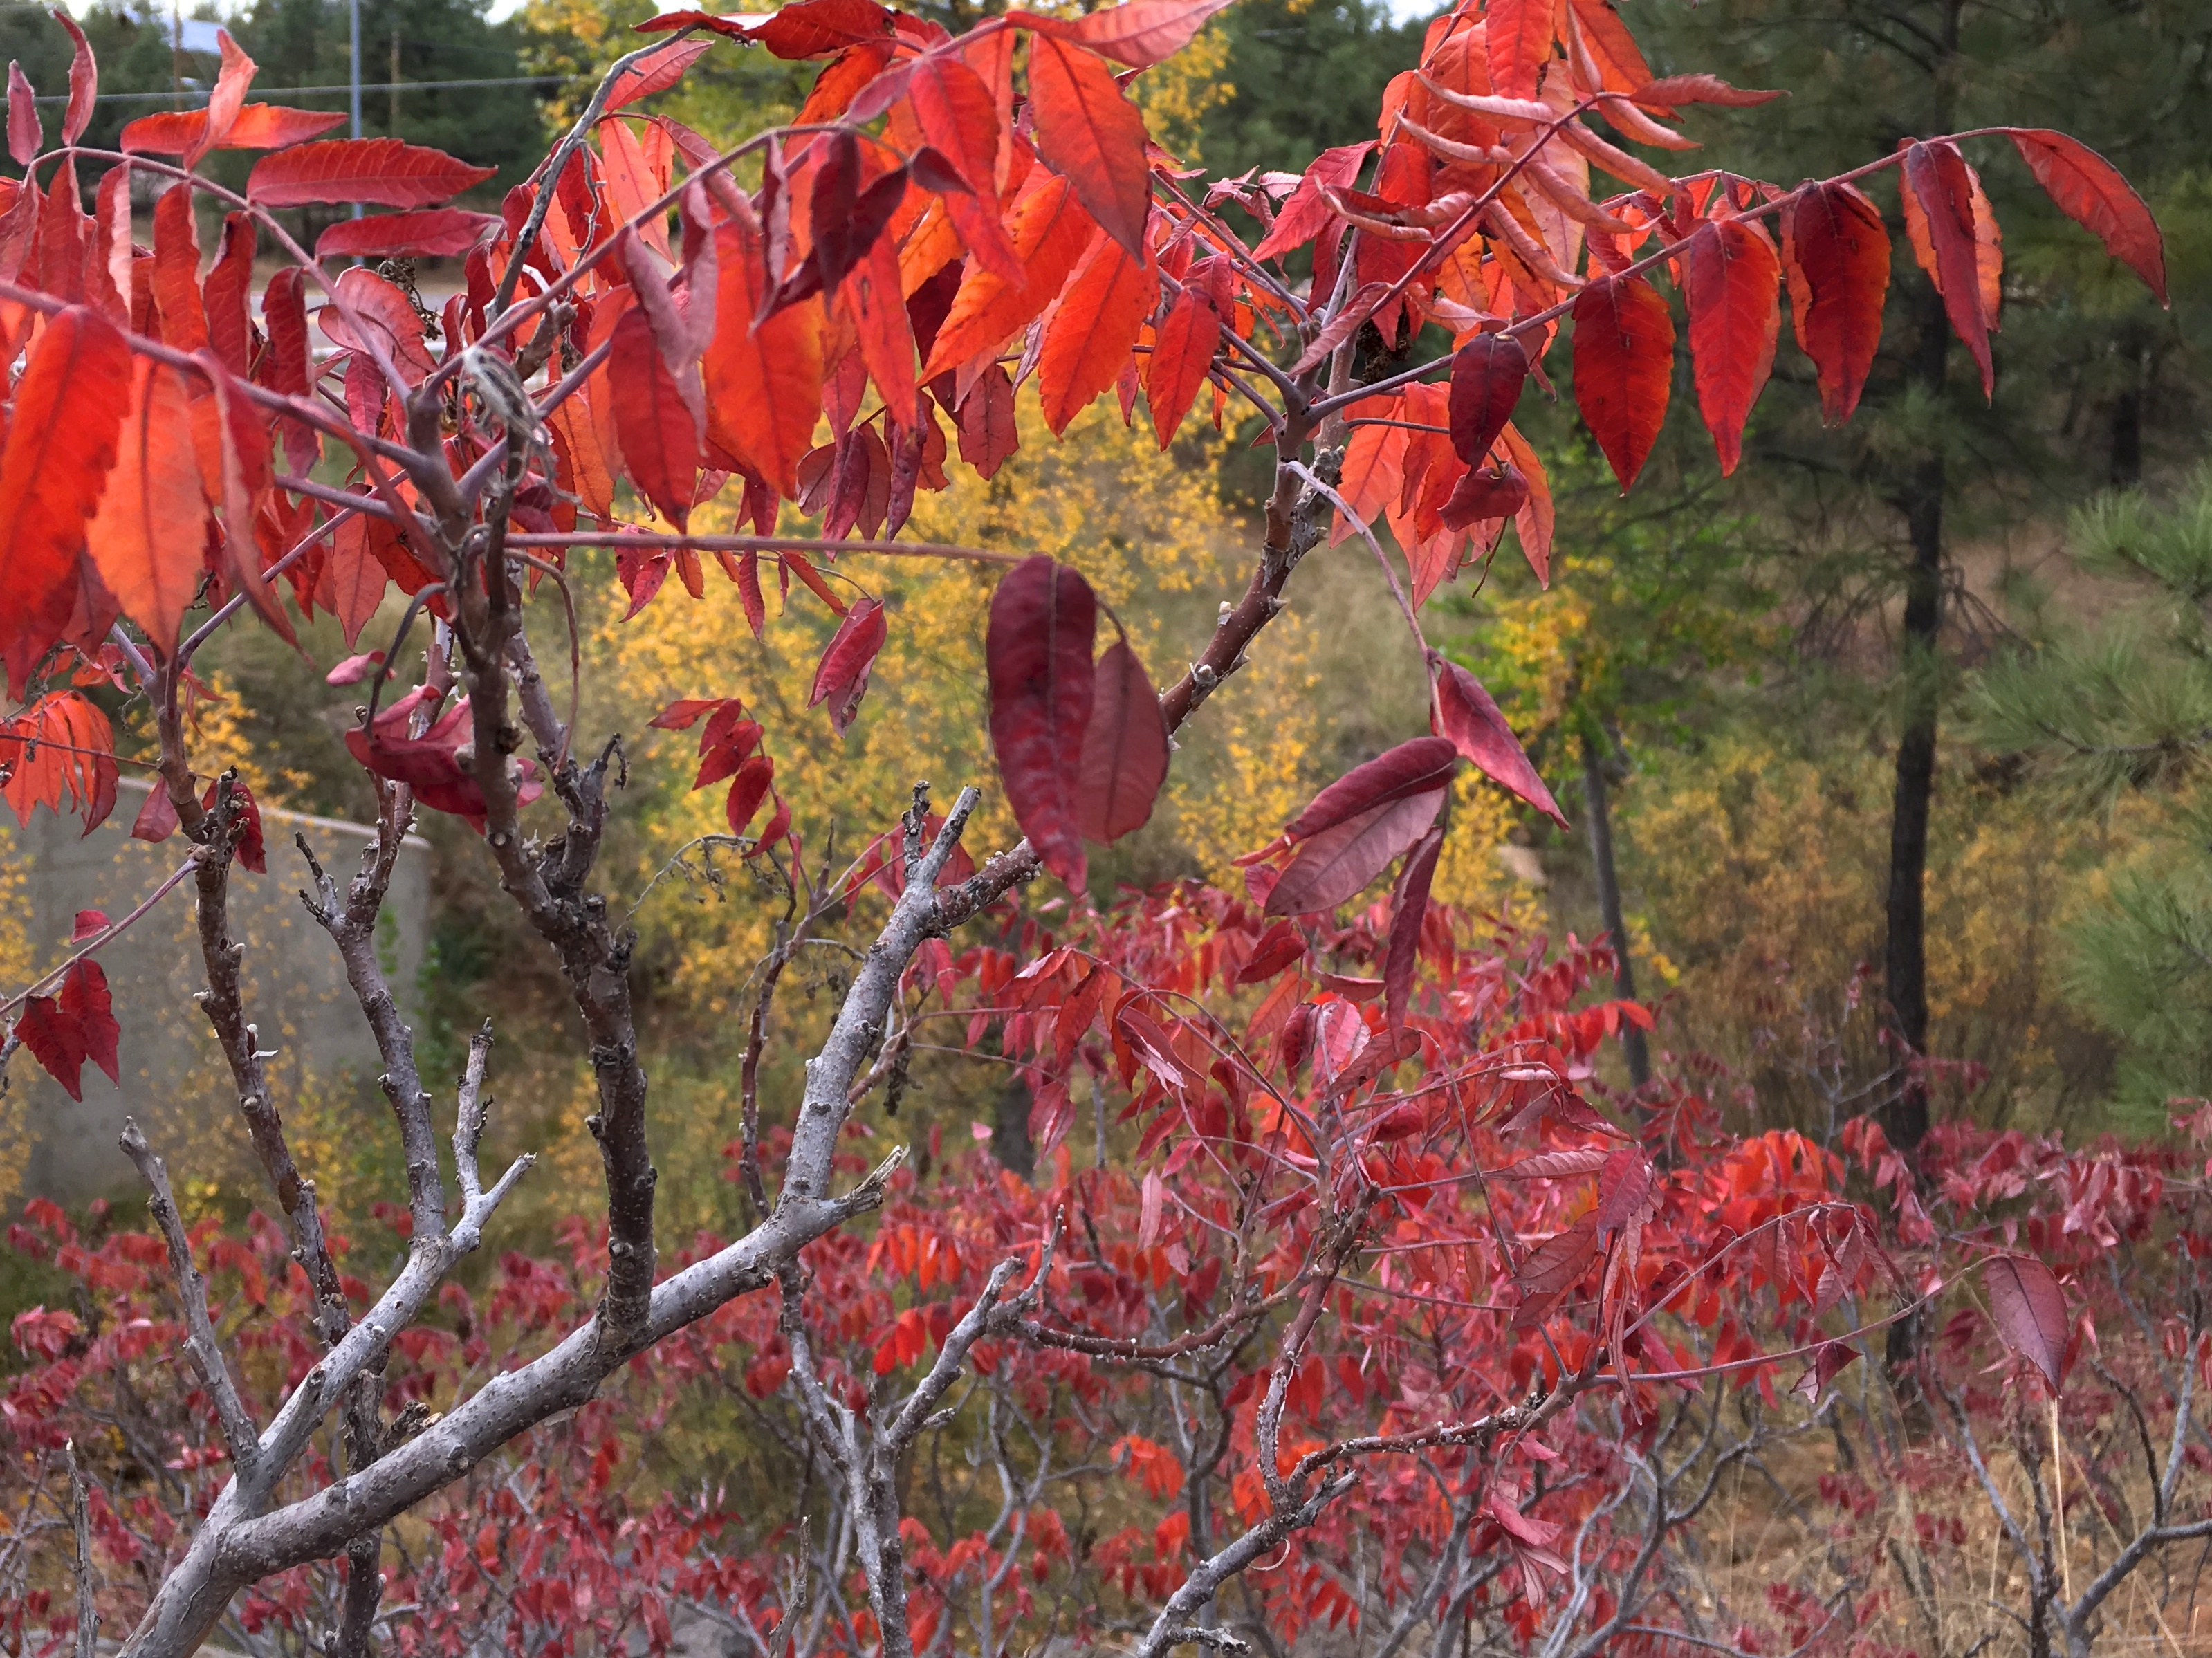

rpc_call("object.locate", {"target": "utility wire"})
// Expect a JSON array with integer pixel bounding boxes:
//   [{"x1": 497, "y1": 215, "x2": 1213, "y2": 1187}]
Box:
[{"x1": 29, "y1": 72, "x2": 581, "y2": 103}]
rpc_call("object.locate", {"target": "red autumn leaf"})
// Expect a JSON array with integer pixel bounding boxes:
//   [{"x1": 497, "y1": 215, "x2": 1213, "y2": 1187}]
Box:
[
  {"x1": 1782, "y1": 182, "x2": 1890, "y2": 426},
  {"x1": 1076, "y1": 637, "x2": 1168, "y2": 844},
  {"x1": 987, "y1": 556, "x2": 1098, "y2": 887},
  {"x1": 1791, "y1": 1339, "x2": 1861, "y2": 1404},
  {"x1": 1485, "y1": 0, "x2": 1551, "y2": 101},
  {"x1": 1513, "y1": 1216, "x2": 1600, "y2": 1305},
  {"x1": 1145, "y1": 287, "x2": 1220, "y2": 448},
  {"x1": 1383, "y1": 820, "x2": 1444, "y2": 1027},
  {"x1": 320, "y1": 266, "x2": 437, "y2": 384},
  {"x1": 85, "y1": 358, "x2": 208, "y2": 658},
  {"x1": 1438, "y1": 466, "x2": 1529, "y2": 533},
  {"x1": 1448, "y1": 333, "x2": 1530, "y2": 466},
  {"x1": 150, "y1": 186, "x2": 208, "y2": 351},
  {"x1": 1253, "y1": 140, "x2": 1372, "y2": 261},
  {"x1": 56, "y1": 10, "x2": 95, "y2": 146},
  {"x1": 1285, "y1": 736, "x2": 1459, "y2": 842},
  {"x1": 656, "y1": 0, "x2": 894, "y2": 59},
  {"x1": 1026, "y1": 35, "x2": 1152, "y2": 258},
  {"x1": 345, "y1": 687, "x2": 543, "y2": 833},
  {"x1": 203, "y1": 214, "x2": 257, "y2": 376},
  {"x1": 122, "y1": 103, "x2": 347, "y2": 156},
  {"x1": 246, "y1": 138, "x2": 497, "y2": 209},
  {"x1": 704, "y1": 221, "x2": 824, "y2": 499},
  {"x1": 603, "y1": 34, "x2": 715, "y2": 112},
  {"x1": 1429, "y1": 653, "x2": 1568, "y2": 827},
  {"x1": 723, "y1": 753, "x2": 777, "y2": 836},
  {"x1": 188, "y1": 29, "x2": 257, "y2": 165},
  {"x1": 2006, "y1": 127, "x2": 2167, "y2": 306},
  {"x1": 15, "y1": 996, "x2": 86, "y2": 1100},
  {"x1": 1572, "y1": 274, "x2": 1674, "y2": 492},
  {"x1": 1008, "y1": 0, "x2": 1239, "y2": 68},
  {"x1": 849, "y1": 235, "x2": 919, "y2": 430},
  {"x1": 131, "y1": 780, "x2": 179, "y2": 844},
  {"x1": 808, "y1": 597, "x2": 889, "y2": 735},
  {"x1": 71, "y1": 910, "x2": 109, "y2": 943},
  {"x1": 1039, "y1": 230, "x2": 1156, "y2": 435},
  {"x1": 609, "y1": 306, "x2": 701, "y2": 531},
  {"x1": 7, "y1": 62, "x2": 39, "y2": 167},
  {"x1": 1899, "y1": 139, "x2": 1993, "y2": 398},
  {"x1": 1683, "y1": 218, "x2": 1781, "y2": 476},
  {"x1": 1983, "y1": 1252, "x2": 2068, "y2": 1386},
  {"x1": 905, "y1": 56, "x2": 1022, "y2": 284},
  {"x1": 58, "y1": 960, "x2": 118, "y2": 1087},
  {"x1": 315, "y1": 210, "x2": 504, "y2": 261},
  {"x1": 1268, "y1": 787, "x2": 1448, "y2": 917},
  {"x1": 957, "y1": 364, "x2": 1020, "y2": 479},
  {"x1": 0, "y1": 305, "x2": 131, "y2": 698},
  {"x1": 1237, "y1": 919, "x2": 1307, "y2": 986},
  {"x1": 1633, "y1": 72, "x2": 1784, "y2": 107},
  {"x1": 922, "y1": 171, "x2": 1097, "y2": 379}
]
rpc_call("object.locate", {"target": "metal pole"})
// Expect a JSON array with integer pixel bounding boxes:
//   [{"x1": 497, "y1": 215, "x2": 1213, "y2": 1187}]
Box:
[{"x1": 348, "y1": 0, "x2": 362, "y2": 217}]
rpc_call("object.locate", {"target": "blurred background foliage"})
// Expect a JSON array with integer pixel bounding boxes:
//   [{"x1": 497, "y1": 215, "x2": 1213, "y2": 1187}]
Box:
[{"x1": 5, "y1": 0, "x2": 2209, "y2": 1233}]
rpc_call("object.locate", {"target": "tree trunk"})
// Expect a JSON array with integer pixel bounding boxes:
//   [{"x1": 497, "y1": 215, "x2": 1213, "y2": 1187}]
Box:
[
  {"x1": 1580, "y1": 731, "x2": 1651, "y2": 1091},
  {"x1": 1882, "y1": 280, "x2": 1951, "y2": 1157}
]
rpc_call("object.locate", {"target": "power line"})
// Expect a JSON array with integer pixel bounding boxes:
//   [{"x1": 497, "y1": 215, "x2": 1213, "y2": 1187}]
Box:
[{"x1": 29, "y1": 73, "x2": 579, "y2": 104}]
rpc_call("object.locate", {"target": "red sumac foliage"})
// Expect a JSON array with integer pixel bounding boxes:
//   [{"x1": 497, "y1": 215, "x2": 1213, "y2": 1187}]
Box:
[{"x1": 0, "y1": 1, "x2": 2174, "y2": 1655}]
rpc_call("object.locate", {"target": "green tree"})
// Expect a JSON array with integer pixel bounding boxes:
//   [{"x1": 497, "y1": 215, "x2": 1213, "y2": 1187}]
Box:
[
  {"x1": 1628, "y1": 0, "x2": 2212, "y2": 1148},
  {"x1": 1971, "y1": 468, "x2": 2212, "y2": 1123}
]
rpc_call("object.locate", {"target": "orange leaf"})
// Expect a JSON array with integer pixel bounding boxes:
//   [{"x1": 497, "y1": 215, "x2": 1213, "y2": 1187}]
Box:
[
  {"x1": 86, "y1": 359, "x2": 207, "y2": 658},
  {"x1": 1038, "y1": 229, "x2": 1156, "y2": 435},
  {"x1": 0, "y1": 308, "x2": 131, "y2": 696},
  {"x1": 703, "y1": 219, "x2": 824, "y2": 498},
  {"x1": 1026, "y1": 36, "x2": 1152, "y2": 258},
  {"x1": 1485, "y1": 0, "x2": 1554, "y2": 102},
  {"x1": 905, "y1": 56, "x2": 1023, "y2": 284},
  {"x1": 610, "y1": 306, "x2": 701, "y2": 531},
  {"x1": 921, "y1": 171, "x2": 1097, "y2": 379},
  {"x1": 2007, "y1": 127, "x2": 2166, "y2": 306},
  {"x1": 1008, "y1": 0, "x2": 1237, "y2": 68}
]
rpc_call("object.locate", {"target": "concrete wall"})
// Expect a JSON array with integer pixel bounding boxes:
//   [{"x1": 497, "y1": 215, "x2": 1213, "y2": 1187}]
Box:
[{"x1": 1, "y1": 781, "x2": 431, "y2": 1206}]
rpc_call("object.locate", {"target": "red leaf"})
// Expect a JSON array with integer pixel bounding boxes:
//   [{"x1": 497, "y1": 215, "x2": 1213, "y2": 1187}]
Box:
[
  {"x1": 1984, "y1": 1252, "x2": 2068, "y2": 1385},
  {"x1": 1684, "y1": 218, "x2": 1780, "y2": 476},
  {"x1": 55, "y1": 11, "x2": 95, "y2": 147},
  {"x1": 1634, "y1": 73, "x2": 1783, "y2": 108},
  {"x1": 1782, "y1": 183, "x2": 1890, "y2": 426},
  {"x1": 1027, "y1": 36, "x2": 1152, "y2": 258},
  {"x1": 1595, "y1": 1148, "x2": 1657, "y2": 1229},
  {"x1": 316, "y1": 209, "x2": 503, "y2": 261},
  {"x1": 203, "y1": 213, "x2": 257, "y2": 376},
  {"x1": 1008, "y1": 0, "x2": 1238, "y2": 68},
  {"x1": 957, "y1": 364, "x2": 1020, "y2": 479},
  {"x1": 1253, "y1": 140, "x2": 1371, "y2": 261},
  {"x1": 15, "y1": 997, "x2": 84, "y2": 1100},
  {"x1": 1076, "y1": 638, "x2": 1168, "y2": 843},
  {"x1": 222, "y1": 104, "x2": 349, "y2": 151},
  {"x1": 247, "y1": 138, "x2": 496, "y2": 209},
  {"x1": 1572, "y1": 274, "x2": 1673, "y2": 492},
  {"x1": 1429, "y1": 653, "x2": 1567, "y2": 827},
  {"x1": 808, "y1": 597, "x2": 888, "y2": 735},
  {"x1": 610, "y1": 306, "x2": 701, "y2": 531},
  {"x1": 2007, "y1": 128, "x2": 2166, "y2": 306},
  {"x1": 7, "y1": 62, "x2": 39, "y2": 167},
  {"x1": 346, "y1": 688, "x2": 541, "y2": 833},
  {"x1": 603, "y1": 34, "x2": 714, "y2": 111},
  {"x1": 85, "y1": 358, "x2": 208, "y2": 658},
  {"x1": 1485, "y1": 0, "x2": 1551, "y2": 101},
  {"x1": 1383, "y1": 820, "x2": 1443, "y2": 1026},
  {"x1": 1145, "y1": 287, "x2": 1220, "y2": 448},
  {"x1": 906, "y1": 57, "x2": 1022, "y2": 284},
  {"x1": 203, "y1": 780, "x2": 266, "y2": 873},
  {"x1": 1237, "y1": 919, "x2": 1306, "y2": 986},
  {"x1": 1513, "y1": 1217, "x2": 1599, "y2": 1305},
  {"x1": 1267, "y1": 787, "x2": 1446, "y2": 916},
  {"x1": 725, "y1": 754, "x2": 776, "y2": 835},
  {"x1": 1899, "y1": 139, "x2": 1993, "y2": 398},
  {"x1": 987, "y1": 556, "x2": 1098, "y2": 887},
  {"x1": 151, "y1": 185, "x2": 208, "y2": 352},
  {"x1": 58, "y1": 960, "x2": 117, "y2": 1087},
  {"x1": 131, "y1": 780, "x2": 178, "y2": 843},
  {"x1": 1448, "y1": 333, "x2": 1529, "y2": 466},
  {"x1": 71, "y1": 910, "x2": 109, "y2": 943},
  {"x1": 1284, "y1": 735, "x2": 1459, "y2": 842},
  {"x1": 697, "y1": 0, "x2": 894, "y2": 59},
  {"x1": 922, "y1": 171, "x2": 1096, "y2": 379},
  {"x1": 0, "y1": 306, "x2": 131, "y2": 698},
  {"x1": 1493, "y1": 1148, "x2": 1612, "y2": 1179},
  {"x1": 189, "y1": 29, "x2": 257, "y2": 165},
  {"x1": 1791, "y1": 1339, "x2": 1861, "y2": 1403},
  {"x1": 1039, "y1": 229, "x2": 1156, "y2": 434},
  {"x1": 1438, "y1": 466, "x2": 1528, "y2": 533},
  {"x1": 320, "y1": 266, "x2": 436, "y2": 383}
]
